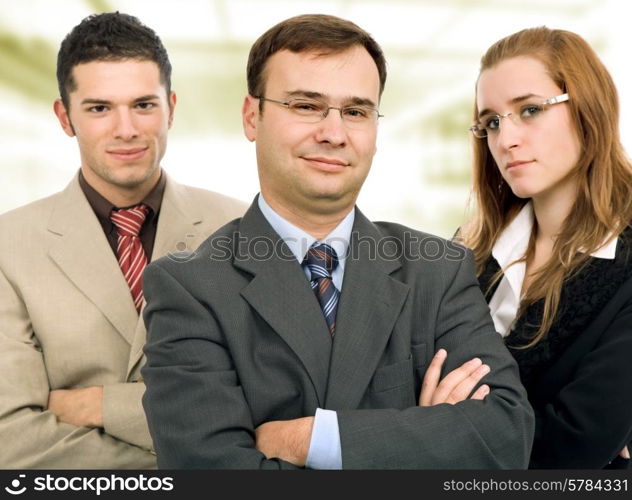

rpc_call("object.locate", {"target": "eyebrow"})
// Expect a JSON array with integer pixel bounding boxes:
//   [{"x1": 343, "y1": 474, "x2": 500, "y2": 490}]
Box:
[
  {"x1": 133, "y1": 94, "x2": 161, "y2": 103},
  {"x1": 478, "y1": 93, "x2": 544, "y2": 118},
  {"x1": 284, "y1": 90, "x2": 377, "y2": 108},
  {"x1": 80, "y1": 95, "x2": 161, "y2": 106},
  {"x1": 80, "y1": 98, "x2": 110, "y2": 106}
]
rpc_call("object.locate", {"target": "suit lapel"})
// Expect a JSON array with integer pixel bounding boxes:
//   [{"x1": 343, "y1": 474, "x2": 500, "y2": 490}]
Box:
[
  {"x1": 127, "y1": 312, "x2": 149, "y2": 379},
  {"x1": 47, "y1": 176, "x2": 138, "y2": 345},
  {"x1": 235, "y1": 202, "x2": 332, "y2": 406},
  {"x1": 128, "y1": 177, "x2": 204, "y2": 376},
  {"x1": 150, "y1": 176, "x2": 204, "y2": 262},
  {"x1": 325, "y1": 210, "x2": 410, "y2": 410}
]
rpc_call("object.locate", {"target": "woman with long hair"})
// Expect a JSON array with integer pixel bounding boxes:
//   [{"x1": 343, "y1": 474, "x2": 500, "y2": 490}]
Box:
[{"x1": 460, "y1": 26, "x2": 632, "y2": 468}]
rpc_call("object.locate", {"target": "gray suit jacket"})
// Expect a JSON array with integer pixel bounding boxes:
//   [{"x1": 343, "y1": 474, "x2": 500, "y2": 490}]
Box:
[
  {"x1": 142, "y1": 200, "x2": 534, "y2": 469},
  {"x1": 0, "y1": 173, "x2": 246, "y2": 469}
]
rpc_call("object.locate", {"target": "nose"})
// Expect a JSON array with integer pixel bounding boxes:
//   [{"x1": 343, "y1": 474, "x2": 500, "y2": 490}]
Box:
[
  {"x1": 314, "y1": 108, "x2": 347, "y2": 147},
  {"x1": 113, "y1": 108, "x2": 139, "y2": 141},
  {"x1": 495, "y1": 114, "x2": 522, "y2": 151}
]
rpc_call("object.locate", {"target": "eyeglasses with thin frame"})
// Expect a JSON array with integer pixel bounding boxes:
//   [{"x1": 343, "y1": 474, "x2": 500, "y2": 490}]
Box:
[
  {"x1": 469, "y1": 93, "x2": 569, "y2": 139},
  {"x1": 255, "y1": 96, "x2": 383, "y2": 130}
]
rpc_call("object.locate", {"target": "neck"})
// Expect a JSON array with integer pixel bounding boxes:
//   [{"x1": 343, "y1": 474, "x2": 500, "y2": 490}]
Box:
[
  {"x1": 81, "y1": 166, "x2": 160, "y2": 208},
  {"x1": 531, "y1": 182, "x2": 577, "y2": 243},
  {"x1": 262, "y1": 193, "x2": 353, "y2": 241}
]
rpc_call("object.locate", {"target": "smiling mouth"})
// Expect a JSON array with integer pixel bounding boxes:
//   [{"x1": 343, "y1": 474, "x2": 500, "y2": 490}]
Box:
[
  {"x1": 107, "y1": 148, "x2": 148, "y2": 161},
  {"x1": 301, "y1": 156, "x2": 350, "y2": 172},
  {"x1": 302, "y1": 156, "x2": 349, "y2": 166}
]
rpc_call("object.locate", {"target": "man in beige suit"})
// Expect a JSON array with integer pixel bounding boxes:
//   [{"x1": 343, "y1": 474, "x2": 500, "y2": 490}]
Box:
[{"x1": 0, "y1": 12, "x2": 245, "y2": 468}]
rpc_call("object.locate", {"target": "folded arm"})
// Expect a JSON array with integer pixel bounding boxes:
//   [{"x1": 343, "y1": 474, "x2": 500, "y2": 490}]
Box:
[
  {"x1": 0, "y1": 268, "x2": 155, "y2": 469},
  {"x1": 255, "y1": 349, "x2": 491, "y2": 466}
]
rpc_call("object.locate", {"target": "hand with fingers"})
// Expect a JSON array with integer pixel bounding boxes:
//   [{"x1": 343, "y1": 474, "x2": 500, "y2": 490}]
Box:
[{"x1": 419, "y1": 349, "x2": 490, "y2": 406}]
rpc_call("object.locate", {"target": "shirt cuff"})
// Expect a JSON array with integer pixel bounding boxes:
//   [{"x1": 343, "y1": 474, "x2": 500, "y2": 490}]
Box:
[{"x1": 305, "y1": 408, "x2": 342, "y2": 469}]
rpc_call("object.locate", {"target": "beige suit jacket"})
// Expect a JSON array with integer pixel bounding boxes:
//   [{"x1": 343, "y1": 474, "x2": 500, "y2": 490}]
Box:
[{"x1": 0, "y1": 173, "x2": 246, "y2": 469}]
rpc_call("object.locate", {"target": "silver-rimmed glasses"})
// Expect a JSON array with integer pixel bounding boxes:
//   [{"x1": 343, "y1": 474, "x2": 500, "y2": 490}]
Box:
[
  {"x1": 256, "y1": 96, "x2": 383, "y2": 130},
  {"x1": 469, "y1": 93, "x2": 569, "y2": 139}
]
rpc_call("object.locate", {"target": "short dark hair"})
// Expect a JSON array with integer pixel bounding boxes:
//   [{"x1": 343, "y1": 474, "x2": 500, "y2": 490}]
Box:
[
  {"x1": 247, "y1": 14, "x2": 387, "y2": 105},
  {"x1": 56, "y1": 12, "x2": 172, "y2": 109}
]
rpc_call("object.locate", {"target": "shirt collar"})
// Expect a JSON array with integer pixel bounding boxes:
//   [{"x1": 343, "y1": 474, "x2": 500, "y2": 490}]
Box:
[
  {"x1": 257, "y1": 193, "x2": 354, "y2": 268},
  {"x1": 590, "y1": 234, "x2": 618, "y2": 259},
  {"x1": 79, "y1": 168, "x2": 165, "y2": 227},
  {"x1": 492, "y1": 202, "x2": 534, "y2": 268}
]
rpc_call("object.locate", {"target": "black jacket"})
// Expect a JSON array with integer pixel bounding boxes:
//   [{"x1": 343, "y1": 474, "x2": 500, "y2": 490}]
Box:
[{"x1": 479, "y1": 227, "x2": 632, "y2": 469}]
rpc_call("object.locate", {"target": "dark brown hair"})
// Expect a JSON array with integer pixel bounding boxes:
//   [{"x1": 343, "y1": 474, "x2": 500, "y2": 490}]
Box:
[
  {"x1": 57, "y1": 12, "x2": 171, "y2": 109},
  {"x1": 246, "y1": 14, "x2": 387, "y2": 106}
]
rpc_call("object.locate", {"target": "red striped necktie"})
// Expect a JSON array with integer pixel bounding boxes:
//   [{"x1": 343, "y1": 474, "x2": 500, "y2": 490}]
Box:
[{"x1": 110, "y1": 204, "x2": 149, "y2": 313}]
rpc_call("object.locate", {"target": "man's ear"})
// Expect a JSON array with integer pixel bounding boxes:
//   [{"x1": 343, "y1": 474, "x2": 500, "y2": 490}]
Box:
[
  {"x1": 53, "y1": 99, "x2": 75, "y2": 137},
  {"x1": 242, "y1": 94, "x2": 258, "y2": 142},
  {"x1": 168, "y1": 91, "x2": 177, "y2": 128}
]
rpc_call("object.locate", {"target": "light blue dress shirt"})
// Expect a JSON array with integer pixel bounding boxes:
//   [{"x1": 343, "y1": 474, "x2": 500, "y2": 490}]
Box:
[{"x1": 258, "y1": 194, "x2": 351, "y2": 469}]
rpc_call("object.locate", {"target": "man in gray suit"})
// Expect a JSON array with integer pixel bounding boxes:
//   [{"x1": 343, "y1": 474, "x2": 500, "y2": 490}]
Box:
[
  {"x1": 0, "y1": 12, "x2": 245, "y2": 468},
  {"x1": 142, "y1": 14, "x2": 534, "y2": 469}
]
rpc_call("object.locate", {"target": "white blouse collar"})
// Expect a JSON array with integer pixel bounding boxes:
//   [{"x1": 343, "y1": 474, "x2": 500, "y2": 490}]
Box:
[{"x1": 492, "y1": 201, "x2": 618, "y2": 266}]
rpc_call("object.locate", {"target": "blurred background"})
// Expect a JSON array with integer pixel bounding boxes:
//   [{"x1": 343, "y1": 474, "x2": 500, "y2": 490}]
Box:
[{"x1": 1, "y1": 0, "x2": 630, "y2": 237}]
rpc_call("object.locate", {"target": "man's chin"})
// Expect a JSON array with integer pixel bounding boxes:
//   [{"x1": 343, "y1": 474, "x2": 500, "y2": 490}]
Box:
[
  {"x1": 105, "y1": 167, "x2": 159, "y2": 190},
  {"x1": 306, "y1": 190, "x2": 358, "y2": 213},
  {"x1": 310, "y1": 184, "x2": 361, "y2": 203}
]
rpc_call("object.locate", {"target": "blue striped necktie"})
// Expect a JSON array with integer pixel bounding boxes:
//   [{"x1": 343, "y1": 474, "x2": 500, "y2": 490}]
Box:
[{"x1": 304, "y1": 243, "x2": 340, "y2": 336}]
